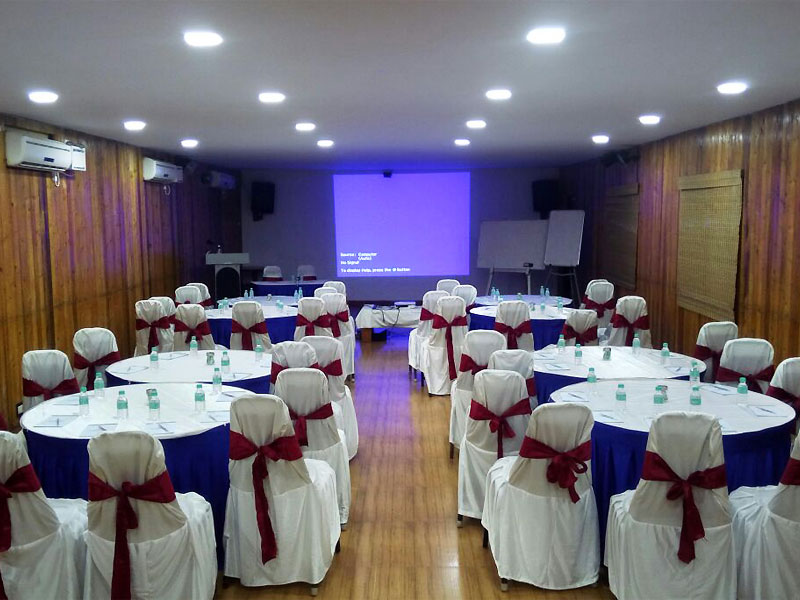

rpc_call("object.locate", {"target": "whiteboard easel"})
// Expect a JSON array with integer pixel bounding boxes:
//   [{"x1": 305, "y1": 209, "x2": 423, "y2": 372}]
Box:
[{"x1": 477, "y1": 220, "x2": 548, "y2": 294}]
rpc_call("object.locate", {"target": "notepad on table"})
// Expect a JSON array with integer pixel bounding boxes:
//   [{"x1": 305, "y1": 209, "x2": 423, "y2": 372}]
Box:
[
  {"x1": 544, "y1": 363, "x2": 571, "y2": 372},
  {"x1": 740, "y1": 404, "x2": 781, "y2": 418},
  {"x1": 37, "y1": 414, "x2": 78, "y2": 428},
  {"x1": 80, "y1": 423, "x2": 117, "y2": 436},
  {"x1": 197, "y1": 411, "x2": 230, "y2": 423},
  {"x1": 142, "y1": 422, "x2": 178, "y2": 435},
  {"x1": 702, "y1": 384, "x2": 737, "y2": 396},
  {"x1": 594, "y1": 411, "x2": 623, "y2": 424}
]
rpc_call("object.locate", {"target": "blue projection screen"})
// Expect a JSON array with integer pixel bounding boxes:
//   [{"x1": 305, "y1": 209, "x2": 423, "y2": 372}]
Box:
[{"x1": 333, "y1": 172, "x2": 470, "y2": 278}]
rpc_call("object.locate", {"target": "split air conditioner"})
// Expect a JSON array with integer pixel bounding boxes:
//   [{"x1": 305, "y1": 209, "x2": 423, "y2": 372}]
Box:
[
  {"x1": 5, "y1": 129, "x2": 72, "y2": 172},
  {"x1": 142, "y1": 157, "x2": 183, "y2": 183}
]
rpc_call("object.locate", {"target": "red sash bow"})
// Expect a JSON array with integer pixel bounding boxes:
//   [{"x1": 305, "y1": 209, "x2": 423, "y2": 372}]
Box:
[
  {"x1": 229, "y1": 431, "x2": 303, "y2": 563},
  {"x1": 316, "y1": 359, "x2": 343, "y2": 378},
  {"x1": 433, "y1": 314, "x2": 468, "y2": 379},
  {"x1": 561, "y1": 324, "x2": 598, "y2": 346},
  {"x1": 458, "y1": 353, "x2": 485, "y2": 376},
  {"x1": 270, "y1": 362, "x2": 286, "y2": 381},
  {"x1": 519, "y1": 437, "x2": 591, "y2": 502},
  {"x1": 640, "y1": 451, "x2": 727, "y2": 563},
  {"x1": 231, "y1": 319, "x2": 269, "y2": 351},
  {"x1": 264, "y1": 276, "x2": 282, "y2": 282},
  {"x1": 526, "y1": 377, "x2": 537, "y2": 397},
  {"x1": 693, "y1": 344, "x2": 722, "y2": 378},
  {"x1": 767, "y1": 385, "x2": 800, "y2": 422},
  {"x1": 296, "y1": 314, "x2": 331, "y2": 337},
  {"x1": 328, "y1": 310, "x2": 349, "y2": 337},
  {"x1": 716, "y1": 365, "x2": 775, "y2": 393},
  {"x1": 468, "y1": 398, "x2": 532, "y2": 458},
  {"x1": 0, "y1": 463, "x2": 42, "y2": 600},
  {"x1": 493, "y1": 320, "x2": 532, "y2": 350},
  {"x1": 419, "y1": 307, "x2": 435, "y2": 322},
  {"x1": 136, "y1": 317, "x2": 170, "y2": 353},
  {"x1": 302, "y1": 276, "x2": 315, "y2": 281},
  {"x1": 582, "y1": 296, "x2": 615, "y2": 318},
  {"x1": 609, "y1": 313, "x2": 650, "y2": 346},
  {"x1": 88, "y1": 470, "x2": 176, "y2": 600},
  {"x1": 200, "y1": 298, "x2": 215, "y2": 308},
  {"x1": 780, "y1": 457, "x2": 800, "y2": 485},
  {"x1": 73, "y1": 350, "x2": 121, "y2": 389},
  {"x1": 173, "y1": 319, "x2": 212, "y2": 344},
  {"x1": 288, "y1": 403, "x2": 335, "y2": 447},
  {"x1": 22, "y1": 377, "x2": 79, "y2": 400}
]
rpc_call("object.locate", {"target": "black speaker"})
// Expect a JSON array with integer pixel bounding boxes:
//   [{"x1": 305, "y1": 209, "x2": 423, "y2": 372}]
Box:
[
  {"x1": 531, "y1": 179, "x2": 559, "y2": 218},
  {"x1": 251, "y1": 181, "x2": 275, "y2": 221}
]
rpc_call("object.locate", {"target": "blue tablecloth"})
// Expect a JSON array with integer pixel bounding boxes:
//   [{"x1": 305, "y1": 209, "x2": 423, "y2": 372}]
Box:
[
  {"x1": 252, "y1": 281, "x2": 323, "y2": 297},
  {"x1": 208, "y1": 315, "x2": 295, "y2": 348},
  {"x1": 105, "y1": 371, "x2": 271, "y2": 394},
  {"x1": 469, "y1": 313, "x2": 565, "y2": 351}
]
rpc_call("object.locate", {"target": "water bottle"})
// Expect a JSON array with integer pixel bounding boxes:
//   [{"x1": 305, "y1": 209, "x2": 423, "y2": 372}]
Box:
[
  {"x1": 224, "y1": 298, "x2": 230, "y2": 311},
  {"x1": 587, "y1": 367, "x2": 597, "y2": 384},
  {"x1": 79, "y1": 386, "x2": 90, "y2": 416},
  {"x1": 148, "y1": 390, "x2": 160, "y2": 421},
  {"x1": 632, "y1": 333, "x2": 641, "y2": 355},
  {"x1": 293, "y1": 288, "x2": 299, "y2": 302},
  {"x1": 149, "y1": 349, "x2": 159, "y2": 370},
  {"x1": 116, "y1": 390, "x2": 128, "y2": 419},
  {"x1": 213, "y1": 368, "x2": 223, "y2": 393},
  {"x1": 615, "y1": 383, "x2": 627, "y2": 404},
  {"x1": 267, "y1": 293, "x2": 273, "y2": 302},
  {"x1": 557, "y1": 299, "x2": 564, "y2": 313},
  {"x1": 221, "y1": 350, "x2": 231, "y2": 374},
  {"x1": 574, "y1": 343, "x2": 583, "y2": 365},
  {"x1": 557, "y1": 334, "x2": 566, "y2": 354},
  {"x1": 298, "y1": 287, "x2": 304, "y2": 299},
  {"x1": 545, "y1": 287, "x2": 551, "y2": 298},
  {"x1": 255, "y1": 343, "x2": 264, "y2": 364},
  {"x1": 93, "y1": 372, "x2": 105, "y2": 400},
  {"x1": 189, "y1": 336, "x2": 198, "y2": 357},
  {"x1": 737, "y1": 377, "x2": 748, "y2": 396},
  {"x1": 194, "y1": 384, "x2": 206, "y2": 413},
  {"x1": 276, "y1": 299, "x2": 284, "y2": 311},
  {"x1": 539, "y1": 285, "x2": 545, "y2": 296},
  {"x1": 249, "y1": 287, "x2": 254, "y2": 298},
  {"x1": 517, "y1": 292, "x2": 523, "y2": 300},
  {"x1": 660, "y1": 342, "x2": 670, "y2": 364},
  {"x1": 539, "y1": 301, "x2": 546, "y2": 313},
  {"x1": 690, "y1": 385, "x2": 702, "y2": 406},
  {"x1": 654, "y1": 385, "x2": 665, "y2": 404},
  {"x1": 689, "y1": 360, "x2": 700, "y2": 384}
]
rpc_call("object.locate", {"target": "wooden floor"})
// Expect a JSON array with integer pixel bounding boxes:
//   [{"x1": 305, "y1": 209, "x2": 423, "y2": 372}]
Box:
[{"x1": 217, "y1": 332, "x2": 614, "y2": 599}]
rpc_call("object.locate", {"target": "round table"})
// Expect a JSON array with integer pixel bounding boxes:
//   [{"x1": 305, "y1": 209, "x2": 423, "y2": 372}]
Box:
[
  {"x1": 206, "y1": 304, "x2": 298, "y2": 347},
  {"x1": 551, "y1": 379, "x2": 795, "y2": 548},
  {"x1": 106, "y1": 349, "x2": 272, "y2": 393},
  {"x1": 533, "y1": 345, "x2": 706, "y2": 402},
  {"x1": 474, "y1": 294, "x2": 572, "y2": 307},
  {"x1": 227, "y1": 294, "x2": 297, "y2": 307},
  {"x1": 252, "y1": 280, "x2": 324, "y2": 297},
  {"x1": 469, "y1": 305, "x2": 573, "y2": 350}
]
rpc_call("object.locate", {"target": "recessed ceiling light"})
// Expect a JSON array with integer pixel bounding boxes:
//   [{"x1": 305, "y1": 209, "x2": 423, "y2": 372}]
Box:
[
  {"x1": 592, "y1": 134, "x2": 610, "y2": 144},
  {"x1": 526, "y1": 27, "x2": 566, "y2": 45},
  {"x1": 123, "y1": 120, "x2": 147, "y2": 131},
  {"x1": 466, "y1": 119, "x2": 487, "y2": 129},
  {"x1": 716, "y1": 81, "x2": 748, "y2": 95},
  {"x1": 317, "y1": 139, "x2": 334, "y2": 148},
  {"x1": 638, "y1": 114, "x2": 661, "y2": 125},
  {"x1": 28, "y1": 90, "x2": 58, "y2": 104},
  {"x1": 454, "y1": 138, "x2": 470, "y2": 147},
  {"x1": 295, "y1": 122, "x2": 316, "y2": 132},
  {"x1": 181, "y1": 138, "x2": 199, "y2": 149},
  {"x1": 485, "y1": 88, "x2": 512, "y2": 101},
  {"x1": 183, "y1": 30, "x2": 223, "y2": 47},
  {"x1": 258, "y1": 91, "x2": 286, "y2": 104}
]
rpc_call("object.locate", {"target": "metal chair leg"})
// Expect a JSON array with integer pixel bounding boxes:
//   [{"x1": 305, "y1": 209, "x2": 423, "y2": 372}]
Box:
[
  {"x1": 449, "y1": 442, "x2": 454, "y2": 460},
  {"x1": 482, "y1": 527, "x2": 489, "y2": 548},
  {"x1": 456, "y1": 514, "x2": 464, "y2": 528}
]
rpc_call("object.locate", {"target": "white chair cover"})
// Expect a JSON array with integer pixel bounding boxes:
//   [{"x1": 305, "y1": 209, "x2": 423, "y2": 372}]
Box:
[
  {"x1": 187, "y1": 282, "x2": 212, "y2": 306},
  {"x1": 323, "y1": 281, "x2": 346, "y2": 295},
  {"x1": 606, "y1": 295, "x2": 652, "y2": 348},
  {"x1": 135, "y1": 300, "x2": 173, "y2": 356},
  {"x1": 452, "y1": 284, "x2": 477, "y2": 310},
  {"x1": 313, "y1": 286, "x2": 337, "y2": 299},
  {"x1": 482, "y1": 404, "x2": 599, "y2": 590},
  {"x1": 449, "y1": 330, "x2": 506, "y2": 447},
  {"x1": 262, "y1": 265, "x2": 283, "y2": 281},
  {"x1": 300, "y1": 336, "x2": 358, "y2": 460},
  {"x1": 0, "y1": 431, "x2": 87, "y2": 600},
  {"x1": 223, "y1": 395, "x2": 339, "y2": 587},
  {"x1": 85, "y1": 432, "x2": 216, "y2": 600},
  {"x1": 294, "y1": 298, "x2": 333, "y2": 340},
  {"x1": 72, "y1": 327, "x2": 119, "y2": 388},
  {"x1": 767, "y1": 357, "x2": 800, "y2": 428},
  {"x1": 581, "y1": 280, "x2": 615, "y2": 332},
  {"x1": 21, "y1": 350, "x2": 79, "y2": 412},
  {"x1": 495, "y1": 301, "x2": 534, "y2": 351},
  {"x1": 729, "y1": 436, "x2": 800, "y2": 600},
  {"x1": 230, "y1": 301, "x2": 272, "y2": 351},
  {"x1": 321, "y1": 293, "x2": 355, "y2": 376},
  {"x1": 408, "y1": 290, "x2": 448, "y2": 371},
  {"x1": 173, "y1": 304, "x2": 215, "y2": 350},
  {"x1": 297, "y1": 265, "x2": 316, "y2": 281},
  {"x1": 716, "y1": 338, "x2": 775, "y2": 393},
  {"x1": 175, "y1": 285, "x2": 202, "y2": 306},
  {"x1": 457, "y1": 370, "x2": 530, "y2": 519},
  {"x1": 606, "y1": 412, "x2": 734, "y2": 600},
  {"x1": 149, "y1": 296, "x2": 176, "y2": 326},
  {"x1": 436, "y1": 279, "x2": 460, "y2": 294},
  {"x1": 562, "y1": 309, "x2": 600, "y2": 346},
  {"x1": 423, "y1": 296, "x2": 468, "y2": 396},
  {"x1": 274, "y1": 368, "x2": 351, "y2": 525},
  {"x1": 488, "y1": 349, "x2": 538, "y2": 406},
  {"x1": 695, "y1": 321, "x2": 738, "y2": 382}
]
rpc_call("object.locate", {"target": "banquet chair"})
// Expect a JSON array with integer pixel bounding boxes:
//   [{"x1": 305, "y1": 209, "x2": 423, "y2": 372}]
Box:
[
  {"x1": 694, "y1": 321, "x2": 738, "y2": 382},
  {"x1": 173, "y1": 304, "x2": 215, "y2": 351},
  {"x1": 263, "y1": 265, "x2": 283, "y2": 281},
  {"x1": 0, "y1": 431, "x2": 88, "y2": 600},
  {"x1": 436, "y1": 279, "x2": 460, "y2": 294},
  {"x1": 21, "y1": 349, "x2": 79, "y2": 412},
  {"x1": 230, "y1": 301, "x2": 271, "y2": 351},
  {"x1": 580, "y1": 279, "x2": 615, "y2": 333},
  {"x1": 301, "y1": 336, "x2": 359, "y2": 459},
  {"x1": 274, "y1": 368, "x2": 351, "y2": 525},
  {"x1": 488, "y1": 349, "x2": 538, "y2": 406},
  {"x1": 323, "y1": 280, "x2": 346, "y2": 295},
  {"x1": 607, "y1": 295, "x2": 652, "y2": 348},
  {"x1": 223, "y1": 395, "x2": 339, "y2": 591},
  {"x1": 321, "y1": 292, "x2": 355, "y2": 377},
  {"x1": 313, "y1": 286, "x2": 337, "y2": 298},
  {"x1": 729, "y1": 436, "x2": 800, "y2": 599},
  {"x1": 422, "y1": 295, "x2": 468, "y2": 396},
  {"x1": 767, "y1": 357, "x2": 800, "y2": 431},
  {"x1": 408, "y1": 290, "x2": 448, "y2": 375},
  {"x1": 494, "y1": 300, "x2": 534, "y2": 351},
  {"x1": 295, "y1": 298, "x2": 333, "y2": 340},
  {"x1": 561, "y1": 309, "x2": 600, "y2": 346},
  {"x1": 149, "y1": 295, "x2": 177, "y2": 327},
  {"x1": 187, "y1": 282, "x2": 214, "y2": 308},
  {"x1": 449, "y1": 330, "x2": 506, "y2": 459},
  {"x1": 84, "y1": 431, "x2": 217, "y2": 600},
  {"x1": 457, "y1": 370, "x2": 531, "y2": 522},
  {"x1": 175, "y1": 285, "x2": 203, "y2": 306},
  {"x1": 716, "y1": 338, "x2": 775, "y2": 393},
  {"x1": 135, "y1": 299, "x2": 173, "y2": 356},
  {"x1": 269, "y1": 341, "x2": 319, "y2": 392},
  {"x1": 452, "y1": 284, "x2": 477, "y2": 312},
  {"x1": 72, "y1": 327, "x2": 120, "y2": 389},
  {"x1": 297, "y1": 265, "x2": 317, "y2": 281},
  {"x1": 482, "y1": 403, "x2": 599, "y2": 591},
  {"x1": 606, "y1": 412, "x2": 734, "y2": 600}
]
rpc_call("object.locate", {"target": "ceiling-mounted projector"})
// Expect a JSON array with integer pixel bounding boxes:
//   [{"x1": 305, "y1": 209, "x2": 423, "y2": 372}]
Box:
[{"x1": 201, "y1": 170, "x2": 237, "y2": 190}]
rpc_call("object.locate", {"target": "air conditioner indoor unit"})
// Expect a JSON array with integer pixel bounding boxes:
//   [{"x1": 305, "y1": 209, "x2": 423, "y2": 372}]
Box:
[
  {"x1": 5, "y1": 128, "x2": 73, "y2": 172},
  {"x1": 142, "y1": 157, "x2": 183, "y2": 183}
]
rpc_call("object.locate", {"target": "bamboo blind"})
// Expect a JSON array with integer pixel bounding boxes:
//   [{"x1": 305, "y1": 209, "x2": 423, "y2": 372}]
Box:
[{"x1": 601, "y1": 183, "x2": 640, "y2": 289}]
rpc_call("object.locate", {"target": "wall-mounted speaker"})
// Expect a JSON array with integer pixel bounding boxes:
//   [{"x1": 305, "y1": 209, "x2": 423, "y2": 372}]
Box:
[
  {"x1": 251, "y1": 181, "x2": 275, "y2": 221},
  {"x1": 531, "y1": 179, "x2": 560, "y2": 219}
]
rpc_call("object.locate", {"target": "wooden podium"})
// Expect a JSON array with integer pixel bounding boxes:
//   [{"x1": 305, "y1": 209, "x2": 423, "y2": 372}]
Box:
[{"x1": 205, "y1": 252, "x2": 250, "y2": 298}]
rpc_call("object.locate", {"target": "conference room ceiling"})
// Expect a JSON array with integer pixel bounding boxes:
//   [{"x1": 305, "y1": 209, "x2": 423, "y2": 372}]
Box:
[{"x1": 2, "y1": 1, "x2": 800, "y2": 170}]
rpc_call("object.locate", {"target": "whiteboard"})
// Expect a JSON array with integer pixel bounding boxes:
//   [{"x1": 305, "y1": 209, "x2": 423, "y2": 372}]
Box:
[
  {"x1": 544, "y1": 210, "x2": 585, "y2": 267},
  {"x1": 477, "y1": 220, "x2": 548, "y2": 271}
]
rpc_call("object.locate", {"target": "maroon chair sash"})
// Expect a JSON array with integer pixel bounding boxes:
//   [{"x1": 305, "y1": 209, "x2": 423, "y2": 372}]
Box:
[
  {"x1": 458, "y1": 353, "x2": 485, "y2": 376},
  {"x1": 419, "y1": 307, "x2": 435, "y2": 322},
  {"x1": 0, "y1": 463, "x2": 42, "y2": 600},
  {"x1": 270, "y1": 362, "x2": 286, "y2": 381},
  {"x1": 316, "y1": 359, "x2": 343, "y2": 378},
  {"x1": 561, "y1": 324, "x2": 598, "y2": 346},
  {"x1": 468, "y1": 398, "x2": 532, "y2": 458},
  {"x1": 609, "y1": 313, "x2": 650, "y2": 346},
  {"x1": 582, "y1": 296, "x2": 615, "y2": 318},
  {"x1": 173, "y1": 319, "x2": 212, "y2": 344},
  {"x1": 231, "y1": 319, "x2": 269, "y2": 351},
  {"x1": 302, "y1": 276, "x2": 316, "y2": 281},
  {"x1": 767, "y1": 385, "x2": 800, "y2": 422},
  {"x1": 73, "y1": 350, "x2": 121, "y2": 389},
  {"x1": 200, "y1": 298, "x2": 215, "y2": 308},
  {"x1": 465, "y1": 303, "x2": 477, "y2": 313},
  {"x1": 519, "y1": 436, "x2": 592, "y2": 502},
  {"x1": 229, "y1": 431, "x2": 303, "y2": 563},
  {"x1": 780, "y1": 457, "x2": 800, "y2": 485},
  {"x1": 493, "y1": 320, "x2": 532, "y2": 350},
  {"x1": 88, "y1": 470, "x2": 176, "y2": 600},
  {"x1": 328, "y1": 310, "x2": 349, "y2": 338},
  {"x1": 716, "y1": 365, "x2": 775, "y2": 393},
  {"x1": 288, "y1": 403, "x2": 335, "y2": 447},
  {"x1": 693, "y1": 344, "x2": 723, "y2": 378},
  {"x1": 136, "y1": 317, "x2": 170, "y2": 354},
  {"x1": 526, "y1": 377, "x2": 537, "y2": 398},
  {"x1": 432, "y1": 314, "x2": 469, "y2": 379},
  {"x1": 22, "y1": 377, "x2": 79, "y2": 400},
  {"x1": 264, "y1": 276, "x2": 282, "y2": 282},
  {"x1": 640, "y1": 450, "x2": 727, "y2": 563},
  {"x1": 296, "y1": 314, "x2": 331, "y2": 337}
]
